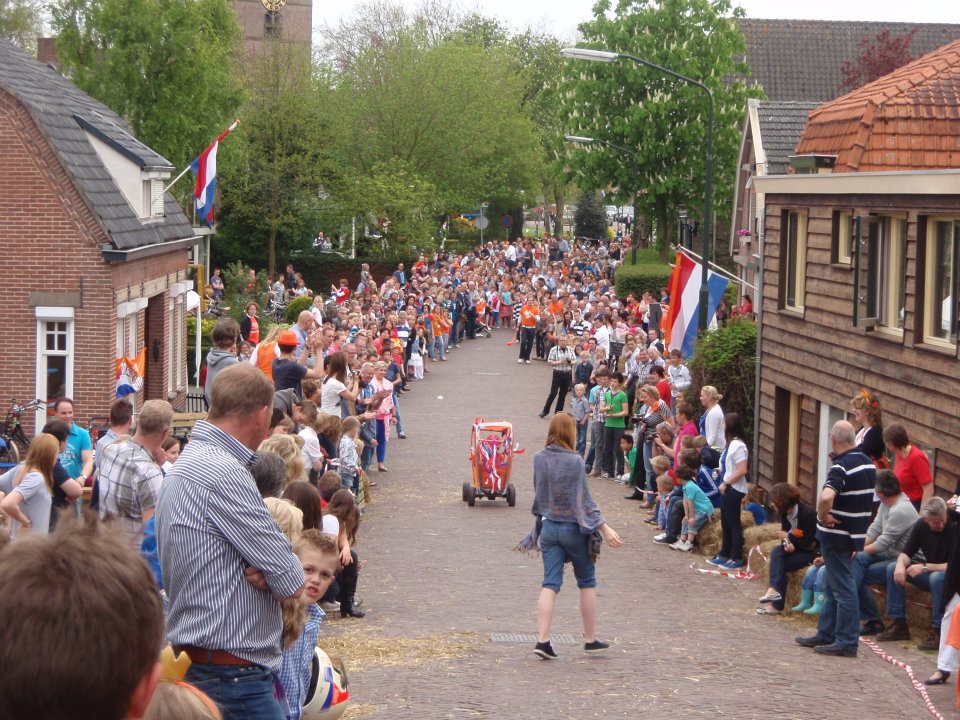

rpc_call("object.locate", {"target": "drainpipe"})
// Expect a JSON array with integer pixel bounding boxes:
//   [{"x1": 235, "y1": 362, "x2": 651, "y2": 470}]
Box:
[{"x1": 751, "y1": 207, "x2": 765, "y2": 486}]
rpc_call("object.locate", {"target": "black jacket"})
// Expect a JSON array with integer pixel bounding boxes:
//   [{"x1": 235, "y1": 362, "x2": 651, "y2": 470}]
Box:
[{"x1": 782, "y1": 502, "x2": 819, "y2": 553}]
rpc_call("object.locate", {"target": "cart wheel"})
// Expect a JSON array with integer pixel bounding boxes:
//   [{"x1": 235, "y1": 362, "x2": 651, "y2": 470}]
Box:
[
  {"x1": 462, "y1": 481, "x2": 471, "y2": 503},
  {"x1": 467, "y1": 485, "x2": 476, "y2": 507},
  {"x1": 506, "y1": 484, "x2": 517, "y2": 507}
]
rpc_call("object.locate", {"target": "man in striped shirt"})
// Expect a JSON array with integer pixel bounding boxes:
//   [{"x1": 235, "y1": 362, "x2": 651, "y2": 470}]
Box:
[
  {"x1": 539, "y1": 334, "x2": 577, "y2": 418},
  {"x1": 797, "y1": 420, "x2": 876, "y2": 657},
  {"x1": 157, "y1": 363, "x2": 304, "y2": 720}
]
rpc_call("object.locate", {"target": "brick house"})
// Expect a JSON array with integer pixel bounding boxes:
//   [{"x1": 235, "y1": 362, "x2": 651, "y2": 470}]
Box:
[
  {"x1": 751, "y1": 39, "x2": 960, "y2": 501},
  {"x1": 0, "y1": 39, "x2": 199, "y2": 433}
]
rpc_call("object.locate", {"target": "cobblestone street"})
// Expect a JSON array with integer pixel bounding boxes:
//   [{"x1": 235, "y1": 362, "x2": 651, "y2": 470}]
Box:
[{"x1": 323, "y1": 331, "x2": 953, "y2": 720}]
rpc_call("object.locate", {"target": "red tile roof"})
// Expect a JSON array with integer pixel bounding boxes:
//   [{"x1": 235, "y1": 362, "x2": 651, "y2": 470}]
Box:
[{"x1": 794, "y1": 38, "x2": 960, "y2": 172}]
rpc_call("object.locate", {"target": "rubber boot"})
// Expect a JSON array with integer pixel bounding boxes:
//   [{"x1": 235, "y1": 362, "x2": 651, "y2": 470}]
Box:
[
  {"x1": 804, "y1": 592, "x2": 825, "y2": 615},
  {"x1": 791, "y1": 589, "x2": 814, "y2": 613},
  {"x1": 339, "y1": 554, "x2": 366, "y2": 618}
]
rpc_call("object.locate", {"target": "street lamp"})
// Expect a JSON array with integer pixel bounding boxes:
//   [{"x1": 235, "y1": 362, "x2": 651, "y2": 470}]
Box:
[
  {"x1": 562, "y1": 46, "x2": 714, "y2": 333},
  {"x1": 479, "y1": 201, "x2": 489, "y2": 245},
  {"x1": 564, "y1": 134, "x2": 640, "y2": 264}
]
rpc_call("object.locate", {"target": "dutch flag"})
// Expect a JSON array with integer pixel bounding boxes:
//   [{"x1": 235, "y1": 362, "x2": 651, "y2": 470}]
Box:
[
  {"x1": 190, "y1": 120, "x2": 239, "y2": 227},
  {"x1": 663, "y1": 250, "x2": 729, "y2": 358}
]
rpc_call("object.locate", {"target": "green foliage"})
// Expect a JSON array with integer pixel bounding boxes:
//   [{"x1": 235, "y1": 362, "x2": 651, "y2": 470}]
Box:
[
  {"x1": 351, "y1": 157, "x2": 440, "y2": 251},
  {"x1": 447, "y1": 216, "x2": 478, "y2": 240},
  {"x1": 284, "y1": 296, "x2": 314, "y2": 325},
  {"x1": 0, "y1": 0, "x2": 43, "y2": 52},
  {"x1": 186, "y1": 315, "x2": 216, "y2": 340},
  {"x1": 223, "y1": 261, "x2": 270, "y2": 323},
  {"x1": 328, "y1": 24, "x2": 544, "y2": 217},
  {"x1": 615, "y1": 249, "x2": 674, "y2": 298},
  {"x1": 216, "y1": 41, "x2": 341, "y2": 277},
  {"x1": 51, "y1": 0, "x2": 244, "y2": 172},
  {"x1": 574, "y1": 191, "x2": 608, "y2": 239},
  {"x1": 685, "y1": 318, "x2": 757, "y2": 447},
  {"x1": 560, "y1": 0, "x2": 762, "y2": 251}
]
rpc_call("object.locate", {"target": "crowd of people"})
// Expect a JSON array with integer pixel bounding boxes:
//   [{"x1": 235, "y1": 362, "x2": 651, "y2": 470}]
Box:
[{"x1": 2, "y1": 230, "x2": 958, "y2": 719}]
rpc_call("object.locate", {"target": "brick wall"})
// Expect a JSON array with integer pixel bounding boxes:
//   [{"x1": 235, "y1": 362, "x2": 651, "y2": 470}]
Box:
[{"x1": 0, "y1": 88, "x2": 188, "y2": 434}]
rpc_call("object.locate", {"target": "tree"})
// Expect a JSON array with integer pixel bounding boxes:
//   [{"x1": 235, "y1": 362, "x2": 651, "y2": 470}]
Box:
[
  {"x1": 574, "y1": 191, "x2": 607, "y2": 239},
  {"x1": 51, "y1": 0, "x2": 244, "y2": 171},
  {"x1": 327, "y1": 17, "x2": 544, "y2": 222},
  {"x1": 0, "y1": 0, "x2": 43, "y2": 53},
  {"x1": 840, "y1": 28, "x2": 917, "y2": 93},
  {"x1": 215, "y1": 41, "x2": 341, "y2": 277},
  {"x1": 560, "y1": 0, "x2": 759, "y2": 259}
]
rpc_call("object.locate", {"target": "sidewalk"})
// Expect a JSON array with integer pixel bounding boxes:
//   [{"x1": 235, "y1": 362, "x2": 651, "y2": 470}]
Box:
[{"x1": 321, "y1": 330, "x2": 952, "y2": 719}]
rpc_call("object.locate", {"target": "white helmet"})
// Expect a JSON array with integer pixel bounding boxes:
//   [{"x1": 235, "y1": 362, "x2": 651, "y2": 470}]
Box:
[{"x1": 301, "y1": 647, "x2": 349, "y2": 720}]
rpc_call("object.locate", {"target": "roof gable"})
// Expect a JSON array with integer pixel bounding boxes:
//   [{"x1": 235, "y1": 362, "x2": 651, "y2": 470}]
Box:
[
  {"x1": 795, "y1": 39, "x2": 960, "y2": 172},
  {"x1": 740, "y1": 19, "x2": 960, "y2": 102},
  {"x1": 753, "y1": 100, "x2": 820, "y2": 175},
  {"x1": 0, "y1": 39, "x2": 194, "y2": 252}
]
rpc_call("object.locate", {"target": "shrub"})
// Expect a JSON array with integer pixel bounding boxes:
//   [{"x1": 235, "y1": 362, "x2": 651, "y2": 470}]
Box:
[
  {"x1": 615, "y1": 261, "x2": 673, "y2": 300},
  {"x1": 284, "y1": 295, "x2": 314, "y2": 324},
  {"x1": 683, "y1": 318, "x2": 758, "y2": 448},
  {"x1": 186, "y1": 315, "x2": 216, "y2": 340}
]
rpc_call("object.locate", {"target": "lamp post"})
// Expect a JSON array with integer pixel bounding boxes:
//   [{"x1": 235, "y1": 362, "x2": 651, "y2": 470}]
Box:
[
  {"x1": 564, "y1": 134, "x2": 640, "y2": 265},
  {"x1": 479, "y1": 201, "x2": 489, "y2": 245},
  {"x1": 562, "y1": 47, "x2": 714, "y2": 333}
]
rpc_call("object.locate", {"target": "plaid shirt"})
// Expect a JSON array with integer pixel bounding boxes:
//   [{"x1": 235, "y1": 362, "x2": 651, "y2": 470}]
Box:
[
  {"x1": 97, "y1": 439, "x2": 162, "y2": 551},
  {"x1": 278, "y1": 603, "x2": 324, "y2": 720}
]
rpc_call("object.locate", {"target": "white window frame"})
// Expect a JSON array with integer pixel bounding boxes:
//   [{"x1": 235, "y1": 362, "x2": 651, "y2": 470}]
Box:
[
  {"x1": 854, "y1": 216, "x2": 906, "y2": 334},
  {"x1": 833, "y1": 209, "x2": 853, "y2": 264},
  {"x1": 782, "y1": 210, "x2": 807, "y2": 311},
  {"x1": 923, "y1": 218, "x2": 960, "y2": 347},
  {"x1": 34, "y1": 307, "x2": 74, "y2": 431}
]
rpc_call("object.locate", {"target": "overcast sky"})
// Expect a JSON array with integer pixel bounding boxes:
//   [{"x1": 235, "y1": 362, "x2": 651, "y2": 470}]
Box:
[{"x1": 314, "y1": 0, "x2": 959, "y2": 41}]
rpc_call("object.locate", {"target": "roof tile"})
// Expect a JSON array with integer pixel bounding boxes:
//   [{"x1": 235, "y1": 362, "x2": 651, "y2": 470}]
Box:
[{"x1": 795, "y1": 38, "x2": 960, "y2": 171}]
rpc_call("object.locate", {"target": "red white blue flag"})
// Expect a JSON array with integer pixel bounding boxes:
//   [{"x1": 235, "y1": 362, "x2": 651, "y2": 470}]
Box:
[
  {"x1": 190, "y1": 120, "x2": 239, "y2": 226},
  {"x1": 664, "y1": 250, "x2": 729, "y2": 357}
]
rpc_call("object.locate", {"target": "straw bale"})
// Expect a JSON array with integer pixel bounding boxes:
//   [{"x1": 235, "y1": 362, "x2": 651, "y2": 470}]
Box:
[
  {"x1": 743, "y1": 523, "x2": 782, "y2": 552},
  {"x1": 694, "y1": 511, "x2": 722, "y2": 557},
  {"x1": 342, "y1": 704, "x2": 380, "y2": 719},
  {"x1": 747, "y1": 539, "x2": 781, "y2": 582}
]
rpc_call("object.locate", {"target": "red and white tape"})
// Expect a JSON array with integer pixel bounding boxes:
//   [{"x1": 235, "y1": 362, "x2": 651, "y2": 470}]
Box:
[
  {"x1": 859, "y1": 637, "x2": 947, "y2": 720},
  {"x1": 691, "y1": 544, "x2": 767, "y2": 581}
]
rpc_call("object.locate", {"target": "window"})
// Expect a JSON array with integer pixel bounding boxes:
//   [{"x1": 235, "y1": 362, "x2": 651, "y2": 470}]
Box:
[
  {"x1": 265, "y1": 11, "x2": 282, "y2": 37},
  {"x1": 831, "y1": 210, "x2": 852, "y2": 264},
  {"x1": 923, "y1": 219, "x2": 960, "y2": 345},
  {"x1": 854, "y1": 216, "x2": 906, "y2": 332},
  {"x1": 34, "y1": 308, "x2": 74, "y2": 431},
  {"x1": 779, "y1": 210, "x2": 807, "y2": 311}
]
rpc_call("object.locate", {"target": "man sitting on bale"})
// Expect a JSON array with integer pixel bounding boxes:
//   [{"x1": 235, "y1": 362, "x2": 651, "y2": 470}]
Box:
[
  {"x1": 877, "y1": 497, "x2": 958, "y2": 651},
  {"x1": 854, "y1": 470, "x2": 919, "y2": 636}
]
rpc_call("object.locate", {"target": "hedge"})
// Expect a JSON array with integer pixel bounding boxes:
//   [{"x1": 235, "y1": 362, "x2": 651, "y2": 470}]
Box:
[
  {"x1": 295, "y1": 251, "x2": 417, "y2": 296},
  {"x1": 615, "y1": 261, "x2": 673, "y2": 299},
  {"x1": 284, "y1": 296, "x2": 314, "y2": 324}
]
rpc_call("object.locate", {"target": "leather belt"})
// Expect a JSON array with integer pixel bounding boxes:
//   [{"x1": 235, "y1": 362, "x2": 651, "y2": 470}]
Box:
[{"x1": 175, "y1": 646, "x2": 254, "y2": 667}]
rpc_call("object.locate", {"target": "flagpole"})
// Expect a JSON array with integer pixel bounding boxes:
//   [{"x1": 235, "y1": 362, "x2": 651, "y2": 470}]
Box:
[
  {"x1": 163, "y1": 119, "x2": 241, "y2": 194},
  {"x1": 674, "y1": 245, "x2": 756, "y2": 291}
]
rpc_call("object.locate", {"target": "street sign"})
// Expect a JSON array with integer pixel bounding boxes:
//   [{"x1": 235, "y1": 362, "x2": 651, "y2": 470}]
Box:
[
  {"x1": 475, "y1": 216, "x2": 490, "y2": 230},
  {"x1": 502, "y1": 214, "x2": 513, "y2": 227}
]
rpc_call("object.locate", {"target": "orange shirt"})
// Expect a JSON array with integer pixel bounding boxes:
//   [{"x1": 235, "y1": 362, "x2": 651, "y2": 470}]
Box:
[
  {"x1": 519, "y1": 304, "x2": 540, "y2": 328},
  {"x1": 255, "y1": 341, "x2": 277, "y2": 381},
  {"x1": 548, "y1": 300, "x2": 564, "y2": 317}
]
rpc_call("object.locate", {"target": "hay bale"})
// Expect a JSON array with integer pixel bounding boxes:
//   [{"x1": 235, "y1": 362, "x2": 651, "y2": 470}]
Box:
[
  {"x1": 744, "y1": 522, "x2": 782, "y2": 551},
  {"x1": 694, "y1": 510, "x2": 722, "y2": 556},
  {"x1": 740, "y1": 510, "x2": 757, "y2": 530}
]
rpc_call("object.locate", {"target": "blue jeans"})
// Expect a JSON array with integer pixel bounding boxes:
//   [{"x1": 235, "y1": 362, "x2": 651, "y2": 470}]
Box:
[
  {"x1": 433, "y1": 336, "x2": 445, "y2": 359},
  {"x1": 451, "y1": 314, "x2": 460, "y2": 345},
  {"x1": 802, "y1": 564, "x2": 827, "y2": 592},
  {"x1": 392, "y1": 391, "x2": 404, "y2": 434},
  {"x1": 885, "y1": 563, "x2": 946, "y2": 629},
  {"x1": 642, "y1": 439, "x2": 655, "y2": 501},
  {"x1": 186, "y1": 663, "x2": 285, "y2": 720},
  {"x1": 817, "y1": 534, "x2": 860, "y2": 648},
  {"x1": 539, "y1": 519, "x2": 596, "y2": 592},
  {"x1": 768, "y1": 545, "x2": 817, "y2": 611},
  {"x1": 376, "y1": 419, "x2": 388, "y2": 463},
  {"x1": 586, "y1": 420, "x2": 604, "y2": 470},
  {"x1": 576, "y1": 422, "x2": 587, "y2": 456},
  {"x1": 853, "y1": 552, "x2": 894, "y2": 623}
]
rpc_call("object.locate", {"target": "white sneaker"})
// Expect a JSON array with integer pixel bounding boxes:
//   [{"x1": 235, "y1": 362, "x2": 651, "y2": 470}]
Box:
[
  {"x1": 653, "y1": 533, "x2": 667, "y2": 543},
  {"x1": 525, "y1": 360, "x2": 531, "y2": 364},
  {"x1": 669, "y1": 540, "x2": 685, "y2": 550},
  {"x1": 518, "y1": 358, "x2": 523, "y2": 363},
  {"x1": 677, "y1": 540, "x2": 694, "y2": 552}
]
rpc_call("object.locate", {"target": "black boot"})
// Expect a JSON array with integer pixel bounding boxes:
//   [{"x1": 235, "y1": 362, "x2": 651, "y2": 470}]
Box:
[{"x1": 340, "y1": 595, "x2": 366, "y2": 618}]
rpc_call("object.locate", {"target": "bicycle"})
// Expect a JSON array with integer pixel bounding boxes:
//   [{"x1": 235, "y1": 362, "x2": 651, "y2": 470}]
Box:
[{"x1": 0, "y1": 398, "x2": 45, "y2": 465}]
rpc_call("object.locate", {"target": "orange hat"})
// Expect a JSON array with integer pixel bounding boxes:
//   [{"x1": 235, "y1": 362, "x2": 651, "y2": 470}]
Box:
[{"x1": 278, "y1": 329, "x2": 299, "y2": 347}]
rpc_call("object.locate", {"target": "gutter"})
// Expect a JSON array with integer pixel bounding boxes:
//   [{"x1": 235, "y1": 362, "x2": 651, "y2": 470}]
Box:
[{"x1": 101, "y1": 235, "x2": 201, "y2": 263}]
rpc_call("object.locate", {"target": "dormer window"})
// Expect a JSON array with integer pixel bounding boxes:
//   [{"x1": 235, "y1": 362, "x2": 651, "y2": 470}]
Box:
[{"x1": 140, "y1": 175, "x2": 166, "y2": 219}]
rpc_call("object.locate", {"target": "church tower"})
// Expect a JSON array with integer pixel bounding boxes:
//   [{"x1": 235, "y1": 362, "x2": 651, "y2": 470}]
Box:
[{"x1": 231, "y1": 0, "x2": 312, "y2": 58}]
